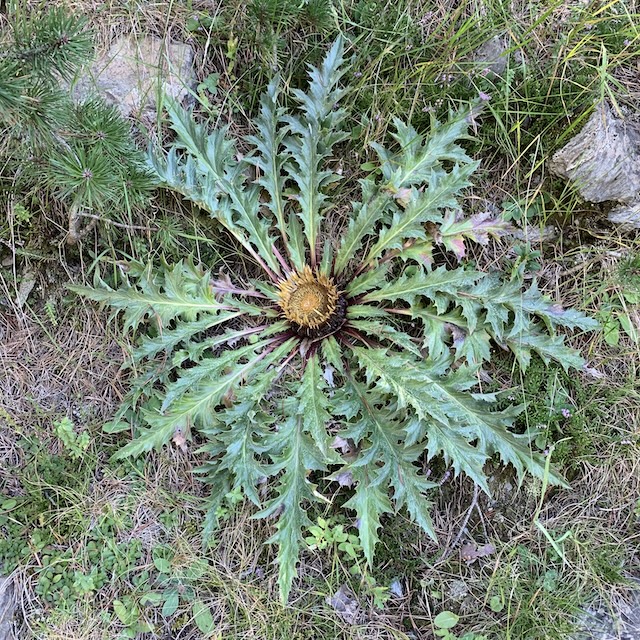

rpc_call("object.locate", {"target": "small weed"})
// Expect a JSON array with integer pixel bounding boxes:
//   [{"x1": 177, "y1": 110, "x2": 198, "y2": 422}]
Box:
[
  {"x1": 305, "y1": 515, "x2": 391, "y2": 609},
  {"x1": 54, "y1": 417, "x2": 90, "y2": 460}
]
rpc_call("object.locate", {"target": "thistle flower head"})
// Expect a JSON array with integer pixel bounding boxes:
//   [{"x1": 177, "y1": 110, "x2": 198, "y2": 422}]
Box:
[{"x1": 277, "y1": 266, "x2": 338, "y2": 329}]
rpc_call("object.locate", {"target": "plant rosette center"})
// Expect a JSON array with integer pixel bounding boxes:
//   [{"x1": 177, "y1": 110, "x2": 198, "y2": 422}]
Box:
[{"x1": 278, "y1": 266, "x2": 344, "y2": 334}]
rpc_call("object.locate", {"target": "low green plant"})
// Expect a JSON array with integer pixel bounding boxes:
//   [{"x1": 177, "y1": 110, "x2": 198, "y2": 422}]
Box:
[
  {"x1": 139, "y1": 547, "x2": 216, "y2": 635},
  {"x1": 74, "y1": 37, "x2": 597, "y2": 601},
  {"x1": 54, "y1": 417, "x2": 90, "y2": 459},
  {"x1": 306, "y1": 515, "x2": 390, "y2": 608},
  {"x1": 305, "y1": 517, "x2": 362, "y2": 558},
  {"x1": 433, "y1": 611, "x2": 487, "y2": 640},
  {"x1": 595, "y1": 255, "x2": 640, "y2": 347}
]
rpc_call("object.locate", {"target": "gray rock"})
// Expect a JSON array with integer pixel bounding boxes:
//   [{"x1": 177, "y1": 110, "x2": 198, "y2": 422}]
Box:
[
  {"x1": 549, "y1": 101, "x2": 640, "y2": 228},
  {"x1": 0, "y1": 575, "x2": 16, "y2": 640},
  {"x1": 510, "y1": 225, "x2": 559, "y2": 243},
  {"x1": 473, "y1": 35, "x2": 510, "y2": 77},
  {"x1": 573, "y1": 581, "x2": 640, "y2": 640},
  {"x1": 71, "y1": 35, "x2": 195, "y2": 118},
  {"x1": 608, "y1": 201, "x2": 640, "y2": 229}
]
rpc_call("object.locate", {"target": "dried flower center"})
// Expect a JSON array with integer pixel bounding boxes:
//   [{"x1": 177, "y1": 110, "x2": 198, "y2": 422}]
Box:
[{"x1": 277, "y1": 266, "x2": 339, "y2": 329}]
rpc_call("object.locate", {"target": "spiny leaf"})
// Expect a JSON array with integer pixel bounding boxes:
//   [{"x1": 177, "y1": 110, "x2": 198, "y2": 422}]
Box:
[
  {"x1": 453, "y1": 327, "x2": 492, "y2": 365},
  {"x1": 352, "y1": 348, "x2": 556, "y2": 485},
  {"x1": 341, "y1": 380, "x2": 438, "y2": 540},
  {"x1": 294, "y1": 354, "x2": 336, "y2": 459},
  {"x1": 257, "y1": 414, "x2": 327, "y2": 603},
  {"x1": 408, "y1": 417, "x2": 490, "y2": 493},
  {"x1": 506, "y1": 331, "x2": 586, "y2": 372},
  {"x1": 464, "y1": 275, "x2": 598, "y2": 337},
  {"x1": 334, "y1": 187, "x2": 392, "y2": 275},
  {"x1": 363, "y1": 162, "x2": 478, "y2": 265},
  {"x1": 113, "y1": 338, "x2": 295, "y2": 459},
  {"x1": 349, "y1": 319, "x2": 422, "y2": 357},
  {"x1": 343, "y1": 469, "x2": 392, "y2": 565},
  {"x1": 345, "y1": 264, "x2": 390, "y2": 298},
  {"x1": 410, "y1": 303, "x2": 466, "y2": 360},
  {"x1": 437, "y1": 210, "x2": 511, "y2": 259},
  {"x1": 132, "y1": 311, "x2": 244, "y2": 362},
  {"x1": 69, "y1": 260, "x2": 233, "y2": 331},
  {"x1": 215, "y1": 399, "x2": 274, "y2": 506},
  {"x1": 245, "y1": 77, "x2": 305, "y2": 271},
  {"x1": 362, "y1": 265, "x2": 481, "y2": 307},
  {"x1": 372, "y1": 112, "x2": 474, "y2": 189},
  {"x1": 156, "y1": 100, "x2": 282, "y2": 277},
  {"x1": 282, "y1": 35, "x2": 349, "y2": 266}
]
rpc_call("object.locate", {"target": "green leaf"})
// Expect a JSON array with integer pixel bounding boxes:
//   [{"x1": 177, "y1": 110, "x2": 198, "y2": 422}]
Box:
[
  {"x1": 162, "y1": 590, "x2": 179, "y2": 617},
  {"x1": 282, "y1": 35, "x2": 349, "y2": 266},
  {"x1": 434, "y1": 611, "x2": 459, "y2": 629},
  {"x1": 153, "y1": 557, "x2": 171, "y2": 574},
  {"x1": 453, "y1": 328, "x2": 492, "y2": 365},
  {"x1": 373, "y1": 113, "x2": 473, "y2": 189},
  {"x1": 411, "y1": 303, "x2": 465, "y2": 359},
  {"x1": 437, "y1": 209, "x2": 510, "y2": 259},
  {"x1": 133, "y1": 311, "x2": 244, "y2": 362},
  {"x1": 340, "y1": 379, "x2": 438, "y2": 541},
  {"x1": 352, "y1": 348, "x2": 555, "y2": 486},
  {"x1": 245, "y1": 78, "x2": 305, "y2": 270},
  {"x1": 343, "y1": 469, "x2": 392, "y2": 565},
  {"x1": 350, "y1": 319, "x2": 423, "y2": 357},
  {"x1": 362, "y1": 265, "x2": 481, "y2": 307},
  {"x1": 417, "y1": 418, "x2": 490, "y2": 493},
  {"x1": 113, "y1": 599, "x2": 139, "y2": 626},
  {"x1": 335, "y1": 188, "x2": 391, "y2": 274},
  {"x1": 364, "y1": 162, "x2": 478, "y2": 265},
  {"x1": 322, "y1": 335, "x2": 345, "y2": 373},
  {"x1": 192, "y1": 600, "x2": 215, "y2": 634},
  {"x1": 506, "y1": 331, "x2": 586, "y2": 372},
  {"x1": 102, "y1": 419, "x2": 130, "y2": 434},
  {"x1": 70, "y1": 260, "x2": 233, "y2": 332},
  {"x1": 257, "y1": 413, "x2": 327, "y2": 603},
  {"x1": 215, "y1": 396, "x2": 276, "y2": 506},
  {"x1": 112, "y1": 338, "x2": 295, "y2": 459},
  {"x1": 0, "y1": 499, "x2": 17, "y2": 512},
  {"x1": 295, "y1": 355, "x2": 335, "y2": 458},
  {"x1": 155, "y1": 100, "x2": 282, "y2": 277},
  {"x1": 345, "y1": 264, "x2": 390, "y2": 298},
  {"x1": 490, "y1": 595, "x2": 504, "y2": 612}
]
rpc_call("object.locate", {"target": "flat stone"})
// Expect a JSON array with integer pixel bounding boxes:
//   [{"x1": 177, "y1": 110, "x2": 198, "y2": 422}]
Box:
[
  {"x1": 549, "y1": 101, "x2": 640, "y2": 227},
  {"x1": 71, "y1": 35, "x2": 195, "y2": 118},
  {"x1": 608, "y1": 201, "x2": 640, "y2": 229},
  {"x1": 0, "y1": 575, "x2": 16, "y2": 640},
  {"x1": 572, "y1": 581, "x2": 640, "y2": 640}
]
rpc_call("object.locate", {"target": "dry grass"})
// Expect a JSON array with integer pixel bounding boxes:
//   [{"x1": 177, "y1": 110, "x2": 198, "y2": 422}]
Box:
[{"x1": 2, "y1": 0, "x2": 640, "y2": 638}]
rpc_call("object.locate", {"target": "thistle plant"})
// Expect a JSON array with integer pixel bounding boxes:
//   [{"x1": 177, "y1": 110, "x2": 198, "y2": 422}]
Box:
[{"x1": 74, "y1": 38, "x2": 597, "y2": 601}]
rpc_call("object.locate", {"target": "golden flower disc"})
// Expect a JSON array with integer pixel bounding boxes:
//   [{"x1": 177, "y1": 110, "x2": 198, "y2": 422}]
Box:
[{"x1": 277, "y1": 266, "x2": 339, "y2": 329}]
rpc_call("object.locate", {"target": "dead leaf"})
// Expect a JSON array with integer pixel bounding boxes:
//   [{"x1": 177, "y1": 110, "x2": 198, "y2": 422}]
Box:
[
  {"x1": 327, "y1": 584, "x2": 361, "y2": 624},
  {"x1": 460, "y1": 541, "x2": 496, "y2": 564},
  {"x1": 333, "y1": 471, "x2": 354, "y2": 487},
  {"x1": 172, "y1": 429, "x2": 188, "y2": 453}
]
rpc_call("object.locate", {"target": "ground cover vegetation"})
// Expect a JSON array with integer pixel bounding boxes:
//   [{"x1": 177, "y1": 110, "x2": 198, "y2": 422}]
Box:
[{"x1": 1, "y1": 1, "x2": 639, "y2": 639}]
